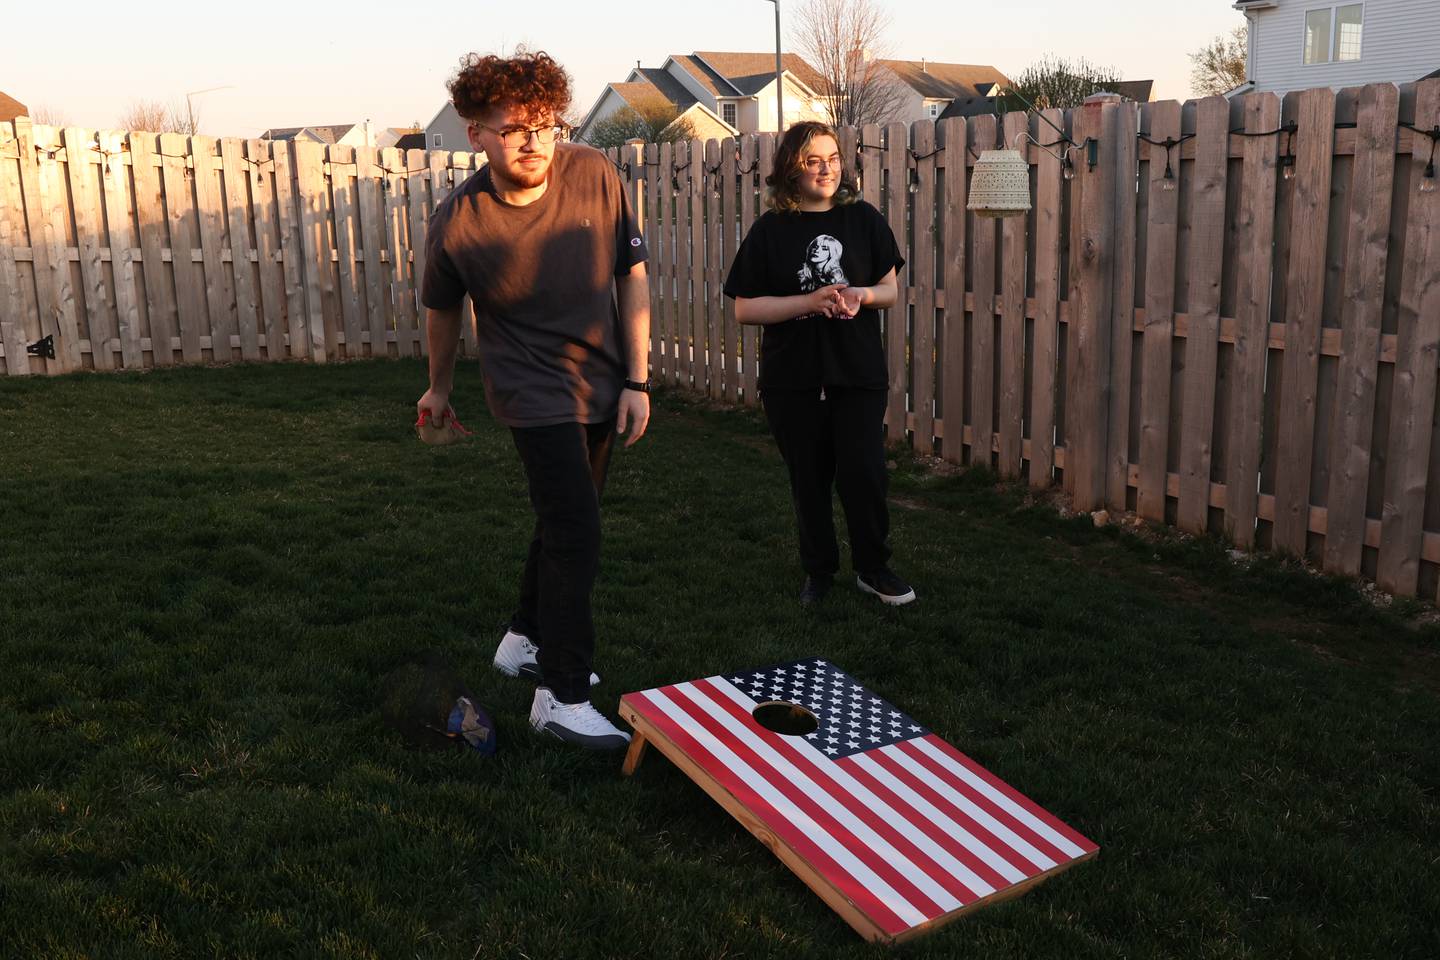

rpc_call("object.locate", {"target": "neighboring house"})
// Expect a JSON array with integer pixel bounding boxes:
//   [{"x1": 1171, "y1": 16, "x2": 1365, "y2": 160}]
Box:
[
  {"x1": 424, "y1": 103, "x2": 468, "y2": 153},
  {"x1": 392, "y1": 132, "x2": 426, "y2": 152},
  {"x1": 878, "y1": 59, "x2": 1012, "y2": 122},
  {"x1": 574, "y1": 51, "x2": 830, "y2": 143},
  {"x1": 1231, "y1": 0, "x2": 1440, "y2": 96},
  {"x1": 939, "y1": 79, "x2": 1153, "y2": 120},
  {"x1": 260, "y1": 123, "x2": 372, "y2": 147},
  {"x1": 0, "y1": 90, "x2": 27, "y2": 123},
  {"x1": 375, "y1": 126, "x2": 420, "y2": 149}
]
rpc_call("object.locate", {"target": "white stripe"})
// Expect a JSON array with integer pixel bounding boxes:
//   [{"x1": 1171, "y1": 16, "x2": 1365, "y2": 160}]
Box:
[
  {"x1": 642, "y1": 688, "x2": 930, "y2": 928},
  {"x1": 707, "y1": 679, "x2": 999, "y2": 899},
  {"x1": 672, "y1": 683, "x2": 958, "y2": 915},
  {"x1": 911, "y1": 738, "x2": 1087, "y2": 860},
  {"x1": 847, "y1": 752, "x2": 1025, "y2": 886},
  {"x1": 884, "y1": 745, "x2": 1059, "y2": 872}
]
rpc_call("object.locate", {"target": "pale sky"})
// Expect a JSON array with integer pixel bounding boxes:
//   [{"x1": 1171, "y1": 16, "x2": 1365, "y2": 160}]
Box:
[{"x1": 8, "y1": 1, "x2": 1245, "y2": 138}]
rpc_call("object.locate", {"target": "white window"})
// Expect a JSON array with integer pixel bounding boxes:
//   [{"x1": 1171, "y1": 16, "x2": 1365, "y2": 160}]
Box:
[
  {"x1": 432, "y1": 133, "x2": 443, "y2": 147},
  {"x1": 928, "y1": 102, "x2": 940, "y2": 118},
  {"x1": 1304, "y1": 4, "x2": 1363, "y2": 65},
  {"x1": 722, "y1": 102, "x2": 737, "y2": 126}
]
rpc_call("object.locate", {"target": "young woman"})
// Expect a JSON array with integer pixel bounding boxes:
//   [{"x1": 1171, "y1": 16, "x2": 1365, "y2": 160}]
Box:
[{"x1": 724, "y1": 121, "x2": 915, "y2": 607}]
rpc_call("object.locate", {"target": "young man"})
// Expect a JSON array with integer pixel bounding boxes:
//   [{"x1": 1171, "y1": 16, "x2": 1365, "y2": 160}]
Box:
[{"x1": 417, "y1": 49, "x2": 650, "y2": 751}]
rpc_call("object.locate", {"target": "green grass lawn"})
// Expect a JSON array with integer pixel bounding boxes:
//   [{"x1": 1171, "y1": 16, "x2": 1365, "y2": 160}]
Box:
[{"x1": 1, "y1": 359, "x2": 1437, "y2": 960}]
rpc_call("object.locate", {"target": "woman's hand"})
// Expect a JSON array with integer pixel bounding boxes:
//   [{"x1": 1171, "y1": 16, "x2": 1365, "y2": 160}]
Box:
[
  {"x1": 804, "y1": 284, "x2": 846, "y2": 318},
  {"x1": 833, "y1": 286, "x2": 868, "y2": 318}
]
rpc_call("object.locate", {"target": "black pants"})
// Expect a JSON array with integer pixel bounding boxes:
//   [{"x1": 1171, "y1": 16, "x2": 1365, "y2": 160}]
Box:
[
  {"x1": 762, "y1": 386, "x2": 891, "y2": 578},
  {"x1": 508, "y1": 419, "x2": 616, "y2": 704}
]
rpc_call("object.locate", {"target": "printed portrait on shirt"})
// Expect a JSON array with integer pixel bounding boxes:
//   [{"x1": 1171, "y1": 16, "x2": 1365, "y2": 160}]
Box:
[{"x1": 797, "y1": 234, "x2": 849, "y2": 291}]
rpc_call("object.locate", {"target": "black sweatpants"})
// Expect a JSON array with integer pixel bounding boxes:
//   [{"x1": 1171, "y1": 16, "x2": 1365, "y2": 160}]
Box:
[
  {"x1": 762, "y1": 386, "x2": 891, "y2": 578},
  {"x1": 508, "y1": 418, "x2": 616, "y2": 704}
]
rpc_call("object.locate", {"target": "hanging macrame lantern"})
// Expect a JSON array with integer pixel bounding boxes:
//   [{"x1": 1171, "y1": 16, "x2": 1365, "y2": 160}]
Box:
[{"x1": 967, "y1": 148, "x2": 1031, "y2": 218}]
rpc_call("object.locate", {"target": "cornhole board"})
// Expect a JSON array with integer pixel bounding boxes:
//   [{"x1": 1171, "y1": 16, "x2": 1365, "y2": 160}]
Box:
[{"x1": 618, "y1": 657, "x2": 1099, "y2": 944}]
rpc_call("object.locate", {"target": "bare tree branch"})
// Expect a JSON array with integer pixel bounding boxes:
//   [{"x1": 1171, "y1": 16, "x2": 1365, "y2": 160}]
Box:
[
  {"x1": 789, "y1": 0, "x2": 907, "y2": 128},
  {"x1": 28, "y1": 104, "x2": 70, "y2": 127},
  {"x1": 1003, "y1": 54, "x2": 1127, "y2": 111},
  {"x1": 1190, "y1": 25, "x2": 1248, "y2": 97},
  {"x1": 116, "y1": 98, "x2": 200, "y2": 134}
]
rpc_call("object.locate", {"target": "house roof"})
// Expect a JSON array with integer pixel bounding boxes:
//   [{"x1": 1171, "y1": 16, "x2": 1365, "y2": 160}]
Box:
[
  {"x1": 938, "y1": 77, "x2": 1155, "y2": 119},
  {"x1": 682, "y1": 51, "x2": 825, "y2": 96},
  {"x1": 610, "y1": 76, "x2": 695, "y2": 114},
  {"x1": 1421, "y1": 67, "x2": 1440, "y2": 81},
  {"x1": 668, "y1": 54, "x2": 737, "y2": 96},
  {"x1": 1110, "y1": 80, "x2": 1154, "y2": 102},
  {"x1": 394, "y1": 132, "x2": 426, "y2": 151},
  {"x1": 634, "y1": 67, "x2": 698, "y2": 108},
  {"x1": 879, "y1": 60, "x2": 1011, "y2": 100},
  {"x1": 261, "y1": 123, "x2": 358, "y2": 143},
  {"x1": 0, "y1": 90, "x2": 27, "y2": 122}
]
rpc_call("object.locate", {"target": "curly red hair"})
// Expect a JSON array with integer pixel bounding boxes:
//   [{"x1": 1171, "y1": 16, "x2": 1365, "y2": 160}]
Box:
[{"x1": 447, "y1": 48, "x2": 572, "y2": 124}]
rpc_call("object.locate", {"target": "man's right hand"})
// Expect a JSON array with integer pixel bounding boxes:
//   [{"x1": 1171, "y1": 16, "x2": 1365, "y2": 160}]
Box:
[{"x1": 417, "y1": 388, "x2": 452, "y2": 424}]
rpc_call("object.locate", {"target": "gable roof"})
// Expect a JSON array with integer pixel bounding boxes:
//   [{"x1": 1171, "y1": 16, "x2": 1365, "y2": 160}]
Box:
[
  {"x1": 394, "y1": 132, "x2": 426, "y2": 151},
  {"x1": 0, "y1": 90, "x2": 27, "y2": 122},
  {"x1": 1110, "y1": 80, "x2": 1154, "y2": 102},
  {"x1": 668, "y1": 54, "x2": 737, "y2": 96},
  {"x1": 693, "y1": 51, "x2": 825, "y2": 94},
  {"x1": 633, "y1": 67, "x2": 699, "y2": 109},
  {"x1": 879, "y1": 60, "x2": 1011, "y2": 100},
  {"x1": 261, "y1": 123, "x2": 358, "y2": 143},
  {"x1": 938, "y1": 77, "x2": 1156, "y2": 119}
]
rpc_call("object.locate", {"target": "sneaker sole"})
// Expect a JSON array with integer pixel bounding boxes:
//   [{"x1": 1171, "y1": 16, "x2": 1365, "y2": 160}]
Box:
[
  {"x1": 495, "y1": 659, "x2": 600, "y2": 686},
  {"x1": 533, "y1": 721, "x2": 631, "y2": 751},
  {"x1": 856, "y1": 576, "x2": 917, "y2": 606}
]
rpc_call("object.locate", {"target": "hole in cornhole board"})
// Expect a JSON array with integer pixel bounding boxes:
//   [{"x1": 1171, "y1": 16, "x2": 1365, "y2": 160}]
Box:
[{"x1": 751, "y1": 700, "x2": 819, "y2": 736}]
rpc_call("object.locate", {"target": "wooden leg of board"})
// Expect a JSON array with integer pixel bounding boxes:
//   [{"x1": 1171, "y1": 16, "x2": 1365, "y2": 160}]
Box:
[{"x1": 620, "y1": 732, "x2": 648, "y2": 776}]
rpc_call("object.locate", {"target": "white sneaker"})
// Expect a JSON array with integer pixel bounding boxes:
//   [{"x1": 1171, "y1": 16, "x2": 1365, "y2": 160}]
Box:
[
  {"x1": 493, "y1": 629, "x2": 599, "y2": 686},
  {"x1": 529, "y1": 687, "x2": 631, "y2": 751}
]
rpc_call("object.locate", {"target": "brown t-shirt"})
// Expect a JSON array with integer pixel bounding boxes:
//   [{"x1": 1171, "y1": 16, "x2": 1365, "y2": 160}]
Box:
[{"x1": 421, "y1": 143, "x2": 648, "y2": 427}]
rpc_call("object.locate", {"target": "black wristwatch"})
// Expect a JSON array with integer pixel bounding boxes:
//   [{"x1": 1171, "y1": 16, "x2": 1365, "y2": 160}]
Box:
[{"x1": 624, "y1": 378, "x2": 651, "y2": 394}]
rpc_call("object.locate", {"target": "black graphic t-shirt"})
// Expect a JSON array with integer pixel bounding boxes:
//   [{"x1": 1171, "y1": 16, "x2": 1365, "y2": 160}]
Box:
[{"x1": 723, "y1": 200, "x2": 904, "y2": 392}]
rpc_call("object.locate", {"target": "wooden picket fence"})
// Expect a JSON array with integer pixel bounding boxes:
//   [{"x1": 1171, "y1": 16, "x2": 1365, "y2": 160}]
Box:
[
  {"x1": 606, "y1": 81, "x2": 1440, "y2": 600},
  {"x1": 2, "y1": 80, "x2": 1438, "y2": 600},
  {"x1": 0, "y1": 120, "x2": 481, "y2": 372}
]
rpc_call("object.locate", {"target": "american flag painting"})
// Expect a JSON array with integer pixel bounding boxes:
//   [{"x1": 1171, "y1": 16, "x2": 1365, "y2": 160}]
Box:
[{"x1": 618, "y1": 658, "x2": 1099, "y2": 943}]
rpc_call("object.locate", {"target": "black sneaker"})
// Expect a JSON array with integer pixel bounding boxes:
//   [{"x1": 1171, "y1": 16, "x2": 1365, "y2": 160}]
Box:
[
  {"x1": 799, "y1": 574, "x2": 833, "y2": 606},
  {"x1": 857, "y1": 568, "x2": 917, "y2": 605}
]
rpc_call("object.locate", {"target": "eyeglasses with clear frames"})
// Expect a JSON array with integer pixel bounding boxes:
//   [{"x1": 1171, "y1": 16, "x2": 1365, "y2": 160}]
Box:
[
  {"x1": 802, "y1": 156, "x2": 843, "y2": 174},
  {"x1": 473, "y1": 123, "x2": 569, "y2": 149}
]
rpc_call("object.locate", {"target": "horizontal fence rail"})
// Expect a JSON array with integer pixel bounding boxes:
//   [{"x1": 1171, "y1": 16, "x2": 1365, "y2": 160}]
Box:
[{"x1": 3, "y1": 80, "x2": 1439, "y2": 600}]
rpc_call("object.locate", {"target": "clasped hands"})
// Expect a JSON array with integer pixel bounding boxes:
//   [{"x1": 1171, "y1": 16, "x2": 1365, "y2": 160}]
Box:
[{"x1": 805, "y1": 283, "x2": 867, "y2": 319}]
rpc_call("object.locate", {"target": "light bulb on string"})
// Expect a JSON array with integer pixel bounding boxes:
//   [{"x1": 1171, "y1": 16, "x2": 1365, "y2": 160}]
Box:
[
  {"x1": 1421, "y1": 161, "x2": 1438, "y2": 195},
  {"x1": 908, "y1": 167, "x2": 920, "y2": 195},
  {"x1": 1061, "y1": 154, "x2": 1076, "y2": 181},
  {"x1": 1281, "y1": 155, "x2": 1296, "y2": 181},
  {"x1": 1162, "y1": 160, "x2": 1177, "y2": 191}
]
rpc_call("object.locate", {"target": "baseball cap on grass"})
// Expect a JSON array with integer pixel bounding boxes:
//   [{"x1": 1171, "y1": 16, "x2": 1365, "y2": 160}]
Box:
[{"x1": 380, "y1": 651, "x2": 498, "y2": 756}]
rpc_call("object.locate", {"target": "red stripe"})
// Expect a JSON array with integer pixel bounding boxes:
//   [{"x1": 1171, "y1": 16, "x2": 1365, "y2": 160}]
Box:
[
  {"x1": 632, "y1": 688, "x2": 912, "y2": 935},
  {"x1": 923, "y1": 737, "x2": 1099, "y2": 854},
  {"x1": 870, "y1": 746, "x2": 1044, "y2": 878},
  {"x1": 836, "y1": 753, "x2": 1013, "y2": 895},
  {"x1": 900, "y1": 738, "x2": 1071, "y2": 866},
  {"x1": 688, "y1": 679, "x2": 985, "y2": 909},
  {"x1": 672, "y1": 682, "x2": 945, "y2": 923}
]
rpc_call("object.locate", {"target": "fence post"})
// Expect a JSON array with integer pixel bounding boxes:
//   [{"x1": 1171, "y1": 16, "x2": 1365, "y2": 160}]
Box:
[{"x1": 1065, "y1": 94, "x2": 1123, "y2": 512}]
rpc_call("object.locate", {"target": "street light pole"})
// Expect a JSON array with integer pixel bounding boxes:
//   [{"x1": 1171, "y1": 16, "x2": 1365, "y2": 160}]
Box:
[
  {"x1": 764, "y1": 0, "x2": 784, "y2": 133},
  {"x1": 184, "y1": 85, "x2": 234, "y2": 135}
]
